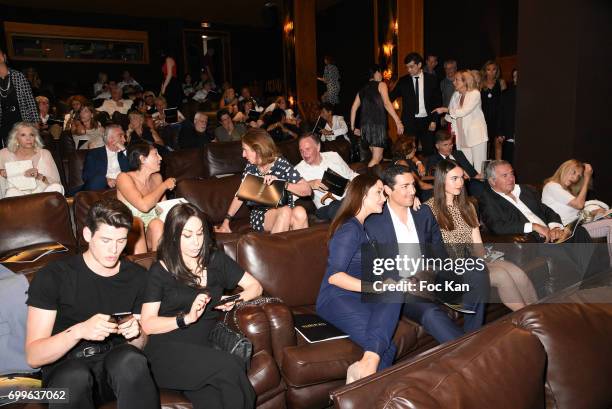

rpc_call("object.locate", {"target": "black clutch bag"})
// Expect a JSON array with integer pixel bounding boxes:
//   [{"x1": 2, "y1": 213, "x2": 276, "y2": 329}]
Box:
[
  {"x1": 321, "y1": 168, "x2": 349, "y2": 197},
  {"x1": 236, "y1": 174, "x2": 288, "y2": 208}
]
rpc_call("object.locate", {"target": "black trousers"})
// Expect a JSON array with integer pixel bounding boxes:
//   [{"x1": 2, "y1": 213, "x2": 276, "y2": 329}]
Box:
[
  {"x1": 405, "y1": 116, "x2": 436, "y2": 156},
  {"x1": 315, "y1": 199, "x2": 343, "y2": 221},
  {"x1": 43, "y1": 344, "x2": 159, "y2": 409}
]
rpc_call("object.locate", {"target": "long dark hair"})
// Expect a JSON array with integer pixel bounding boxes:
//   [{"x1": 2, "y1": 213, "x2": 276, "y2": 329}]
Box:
[
  {"x1": 432, "y1": 159, "x2": 478, "y2": 230},
  {"x1": 329, "y1": 174, "x2": 380, "y2": 239},
  {"x1": 157, "y1": 203, "x2": 217, "y2": 288}
]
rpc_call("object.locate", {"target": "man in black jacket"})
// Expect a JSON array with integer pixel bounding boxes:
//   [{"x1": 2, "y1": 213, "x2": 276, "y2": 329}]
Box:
[{"x1": 390, "y1": 52, "x2": 442, "y2": 156}]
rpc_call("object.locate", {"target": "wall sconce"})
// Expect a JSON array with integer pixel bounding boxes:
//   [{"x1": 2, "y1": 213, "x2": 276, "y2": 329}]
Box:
[
  {"x1": 393, "y1": 100, "x2": 400, "y2": 110},
  {"x1": 393, "y1": 20, "x2": 398, "y2": 34},
  {"x1": 288, "y1": 95, "x2": 295, "y2": 107},
  {"x1": 382, "y1": 42, "x2": 395, "y2": 57},
  {"x1": 284, "y1": 21, "x2": 294, "y2": 35},
  {"x1": 383, "y1": 69, "x2": 393, "y2": 81}
]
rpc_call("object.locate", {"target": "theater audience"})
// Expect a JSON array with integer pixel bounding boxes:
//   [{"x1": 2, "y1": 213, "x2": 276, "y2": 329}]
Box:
[
  {"x1": 116, "y1": 142, "x2": 176, "y2": 253},
  {"x1": 317, "y1": 55, "x2": 340, "y2": 105},
  {"x1": 81, "y1": 124, "x2": 129, "y2": 191},
  {"x1": 265, "y1": 108, "x2": 299, "y2": 142},
  {"x1": 319, "y1": 102, "x2": 349, "y2": 142},
  {"x1": 433, "y1": 70, "x2": 488, "y2": 174},
  {"x1": 238, "y1": 86, "x2": 261, "y2": 109},
  {"x1": 96, "y1": 85, "x2": 133, "y2": 116},
  {"x1": 178, "y1": 111, "x2": 214, "y2": 149},
  {"x1": 0, "y1": 48, "x2": 39, "y2": 149},
  {"x1": 219, "y1": 87, "x2": 239, "y2": 113},
  {"x1": 0, "y1": 122, "x2": 63, "y2": 198},
  {"x1": 141, "y1": 203, "x2": 259, "y2": 409},
  {"x1": 424, "y1": 54, "x2": 440, "y2": 79},
  {"x1": 426, "y1": 159, "x2": 537, "y2": 310},
  {"x1": 131, "y1": 97, "x2": 148, "y2": 115},
  {"x1": 351, "y1": 65, "x2": 403, "y2": 167},
  {"x1": 214, "y1": 109, "x2": 246, "y2": 142},
  {"x1": 181, "y1": 73, "x2": 196, "y2": 102},
  {"x1": 233, "y1": 98, "x2": 261, "y2": 127},
  {"x1": 426, "y1": 130, "x2": 483, "y2": 197},
  {"x1": 264, "y1": 96, "x2": 297, "y2": 125},
  {"x1": 143, "y1": 91, "x2": 157, "y2": 114},
  {"x1": 542, "y1": 159, "x2": 612, "y2": 264},
  {"x1": 25, "y1": 199, "x2": 159, "y2": 409},
  {"x1": 192, "y1": 80, "x2": 213, "y2": 104},
  {"x1": 63, "y1": 95, "x2": 87, "y2": 130},
  {"x1": 216, "y1": 128, "x2": 310, "y2": 233},
  {"x1": 317, "y1": 174, "x2": 401, "y2": 383},
  {"x1": 295, "y1": 133, "x2": 358, "y2": 220},
  {"x1": 160, "y1": 56, "x2": 182, "y2": 109},
  {"x1": 71, "y1": 103, "x2": 104, "y2": 150}
]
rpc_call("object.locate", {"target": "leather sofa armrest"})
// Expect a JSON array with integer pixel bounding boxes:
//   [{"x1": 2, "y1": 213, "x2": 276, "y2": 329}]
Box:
[
  {"x1": 281, "y1": 339, "x2": 363, "y2": 387},
  {"x1": 248, "y1": 349, "x2": 284, "y2": 396}
]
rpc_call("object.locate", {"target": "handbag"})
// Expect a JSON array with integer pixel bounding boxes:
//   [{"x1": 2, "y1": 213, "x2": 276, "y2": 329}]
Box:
[
  {"x1": 208, "y1": 297, "x2": 283, "y2": 369},
  {"x1": 235, "y1": 174, "x2": 288, "y2": 209}
]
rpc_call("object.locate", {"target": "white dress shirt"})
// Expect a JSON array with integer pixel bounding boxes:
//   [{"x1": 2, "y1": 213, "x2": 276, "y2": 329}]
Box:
[
  {"x1": 96, "y1": 99, "x2": 133, "y2": 115},
  {"x1": 295, "y1": 151, "x2": 358, "y2": 208},
  {"x1": 412, "y1": 73, "x2": 427, "y2": 118},
  {"x1": 321, "y1": 115, "x2": 349, "y2": 142},
  {"x1": 388, "y1": 205, "x2": 421, "y2": 277},
  {"x1": 105, "y1": 147, "x2": 123, "y2": 179},
  {"x1": 494, "y1": 184, "x2": 563, "y2": 233}
]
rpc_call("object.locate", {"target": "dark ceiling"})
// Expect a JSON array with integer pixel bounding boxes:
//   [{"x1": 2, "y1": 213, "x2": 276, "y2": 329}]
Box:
[{"x1": 0, "y1": 0, "x2": 341, "y2": 27}]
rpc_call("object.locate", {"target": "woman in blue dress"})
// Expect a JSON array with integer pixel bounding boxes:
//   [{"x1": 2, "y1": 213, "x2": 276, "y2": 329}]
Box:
[{"x1": 316, "y1": 174, "x2": 402, "y2": 384}]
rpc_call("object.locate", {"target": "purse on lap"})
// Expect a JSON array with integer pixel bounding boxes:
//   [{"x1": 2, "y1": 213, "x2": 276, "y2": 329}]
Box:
[{"x1": 235, "y1": 173, "x2": 289, "y2": 209}]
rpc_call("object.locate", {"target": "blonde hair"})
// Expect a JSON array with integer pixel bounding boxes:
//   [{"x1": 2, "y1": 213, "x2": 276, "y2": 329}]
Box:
[
  {"x1": 457, "y1": 70, "x2": 478, "y2": 91},
  {"x1": 241, "y1": 128, "x2": 279, "y2": 166},
  {"x1": 35, "y1": 95, "x2": 49, "y2": 104},
  {"x1": 544, "y1": 159, "x2": 589, "y2": 196},
  {"x1": 6, "y1": 122, "x2": 44, "y2": 152},
  {"x1": 480, "y1": 60, "x2": 501, "y2": 89},
  {"x1": 154, "y1": 96, "x2": 167, "y2": 108}
]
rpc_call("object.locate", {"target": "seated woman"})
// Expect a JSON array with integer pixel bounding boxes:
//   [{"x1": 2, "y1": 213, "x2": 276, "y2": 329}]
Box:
[
  {"x1": 426, "y1": 159, "x2": 537, "y2": 311},
  {"x1": 316, "y1": 174, "x2": 402, "y2": 383},
  {"x1": 116, "y1": 143, "x2": 176, "y2": 253},
  {"x1": 181, "y1": 73, "x2": 197, "y2": 102},
  {"x1": 392, "y1": 136, "x2": 433, "y2": 201},
  {"x1": 131, "y1": 97, "x2": 148, "y2": 115},
  {"x1": 219, "y1": 87, "x2": 239, "y2": 114},
  {"x1": 63, "y1": 95, "x2": 88, "y2": 130},
  {"x1": 35, "y1": 96, "x2": 52, "y2": 132},
  {"x1": 141, "y1": 203, "x2": 260, "y2": 409},
  {"x1": 265, "y1": 108, "x2": 299, "y2": 142},
  {"x1": 263, "y1": 96, "x2": 298, "y2": 126},
  {"x1": 233, "y1": 98, "x2": 262, "y2": 128},
  {"x1": 152, "y1": 96, "x2": 185, "y2": 129},
  {"x1": 0, "y1": 122, "x2": 64, "y2": 198},
  {"x1": 127, "y1": 111, "x2": 165, "y2": 147},
  {"x1": 70, "y1": 103, "x2": 104, "y2": 149},
  {"x1": 542, "y1": 159, "x2": 612, "y2": 265},
  {"x1": 216, "y1": 128, "x2": 311, "y2": 234}
]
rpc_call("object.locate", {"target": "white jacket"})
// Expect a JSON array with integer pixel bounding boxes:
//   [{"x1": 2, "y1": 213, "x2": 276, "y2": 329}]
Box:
[{"x1": 446, "y1": 89, "x2": 488, "y2": 148}]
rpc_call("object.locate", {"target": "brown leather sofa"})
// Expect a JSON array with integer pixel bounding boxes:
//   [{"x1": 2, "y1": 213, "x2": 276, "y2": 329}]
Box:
[{"x1": 330, "y1": 282, "x2": 612, "y2": 409}]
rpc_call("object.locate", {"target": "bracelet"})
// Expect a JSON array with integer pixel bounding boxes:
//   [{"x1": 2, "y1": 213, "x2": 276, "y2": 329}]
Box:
[
  {"x1": 224, "y1": 214, "x2": 234, "y2": 221},
  {"x1": 176, "y1": 312, "x2": 188, "y2": 329}
]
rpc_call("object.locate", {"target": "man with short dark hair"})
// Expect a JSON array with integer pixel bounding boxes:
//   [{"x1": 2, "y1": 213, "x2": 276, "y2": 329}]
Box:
[
  {"x1": 214, "y1": 109, "x2": 246, "y2": 142},
  {"x1": 365, "y1": 165, "x2": 488, "y2": 342},
  {"x1": 25, "y1": 199, "x2": 158, "y2": 409},
  {"x1": 295, "y1": 133, "x2": 358, "y2": 220},
  {"x1": 440, "y1": 59, "x2": 458, "y2": 108},
  {"x1": 319, "y1": 102, "x2": 349, "y2": 142},
  {"x1": 390, "y1": 52, "x2": 442, "y2": 156}
]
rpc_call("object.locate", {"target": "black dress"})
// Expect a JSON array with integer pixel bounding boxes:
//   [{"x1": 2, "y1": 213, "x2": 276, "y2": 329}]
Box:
[
  {"x1": 480, "y1": 80, "x2": 502, "y2": 139},
  {"x1": 358, "y1": 80, "x2": 387, "y2": 148},
  {"x1": 143, "y1": 253, "x2": 255, "y2": 409},
  {"x1": 0, "y1": 73, "x2": 22, "y2": 148}
]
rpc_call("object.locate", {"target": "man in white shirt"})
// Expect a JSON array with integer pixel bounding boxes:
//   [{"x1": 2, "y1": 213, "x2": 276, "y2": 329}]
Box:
[
  {"x1": 96, "y1": 85, "x2": 133, "y2": 116},
  {"x1": 319, "y1": 103, "x2": 349, "y2": 142},
  {"x1": 82, "y1": 125, "x2": 129, "y2": 191},
  {"x1": 295, "y1": 133, "x2": 358, "y2": 220},
  {"x1": 117, "y1": 70, "x2": 141, "y2": 91}
]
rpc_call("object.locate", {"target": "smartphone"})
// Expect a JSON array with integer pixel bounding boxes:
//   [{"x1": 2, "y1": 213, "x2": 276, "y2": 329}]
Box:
[
  {"x1": 110, "y1": 312, "x2": 133, "y2": 324},
  {"x1": 212, "y1": 294, "x2": 241, "y2": 308}
]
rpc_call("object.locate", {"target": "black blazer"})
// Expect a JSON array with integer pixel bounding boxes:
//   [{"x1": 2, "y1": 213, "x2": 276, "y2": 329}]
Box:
[
  {"x1": 389, "y1": 72, "x2": 442, "y2": 126},
  {"x1": 426, "y1": 151, "x2": 478, "y2": 178},
  {"x1": 478, "y1": 184, "x2": 562, "y2": 235},
  {"x1": 82, "y1": 146, "x2": 130, "y2": 191}
]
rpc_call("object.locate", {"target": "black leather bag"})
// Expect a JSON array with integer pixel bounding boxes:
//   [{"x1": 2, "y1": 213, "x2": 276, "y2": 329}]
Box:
[{"x1": 208, "y1": 297, "x2": 283, "y2": 369}]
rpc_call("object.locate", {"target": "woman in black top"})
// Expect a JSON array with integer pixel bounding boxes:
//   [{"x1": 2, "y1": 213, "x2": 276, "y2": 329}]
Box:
[
  {"x1": 350, "y1": 65, "x2": 403, "y2": 167},
  {"x1": 479, "y1": 60, "x2": 506, "y2": 159},
  {"x1": 141, "y1": 203, "x2": 262, "y2": 409}
]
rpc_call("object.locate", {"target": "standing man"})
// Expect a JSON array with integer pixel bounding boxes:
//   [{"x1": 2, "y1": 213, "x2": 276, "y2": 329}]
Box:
[
  {"x1": 295, "y1": 133, "x2": 358, "y2": 221},
  {"x1": 0, "y1": 48, "x2": 38, "y2": 148},
  {"x1": 390, "y1": 52, "x2": 442, "y2": 156},
  {"x1": 25, "y1": 199, "x2": 159, "y2": 409},
  {"x1": 440, "y1": 59, "x2": 458, "y2": 109}
]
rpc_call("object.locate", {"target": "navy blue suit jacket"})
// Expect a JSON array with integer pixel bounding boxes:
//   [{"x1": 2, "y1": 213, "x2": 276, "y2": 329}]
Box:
[{"x1": 82, "y1": 146, "x2": 130, "y2": 191}]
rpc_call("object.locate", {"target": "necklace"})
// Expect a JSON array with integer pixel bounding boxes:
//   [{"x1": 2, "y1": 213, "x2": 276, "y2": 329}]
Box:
[{"x1": 0, "y1": 72, "x2": 11, "y2": 98}]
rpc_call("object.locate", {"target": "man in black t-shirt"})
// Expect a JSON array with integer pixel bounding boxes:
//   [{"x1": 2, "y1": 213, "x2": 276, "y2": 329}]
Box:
[{"x1": 25, "y1": 199, "x2": 158, "y2": 409}]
